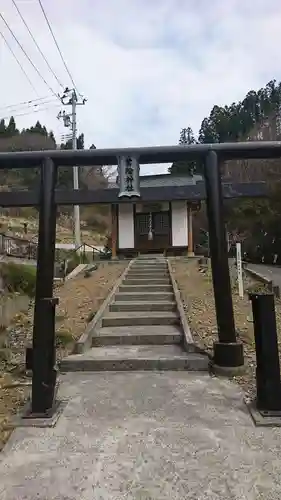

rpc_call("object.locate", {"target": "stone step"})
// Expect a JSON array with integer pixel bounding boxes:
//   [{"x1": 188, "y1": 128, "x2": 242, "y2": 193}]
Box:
[
  {"x1": 126, "y1": 269, "x2": 170, "y2": 278},
  {"x1": 130, "y1": 267, "x2": 168, "y2": 272},
  {"x1": 115, "y1": 292, "x2": 175, "y2": 302},
  {"x1": 136, "y1": 255, "x2": 166, "y2": 259},
  {"x1": 119, "y1": 284, "x2": 173, "y2": 293},
  {"x1": 126, "y1": 275, "x2": 170, "y2": 281},
  {"x1": 92, "y1": 325, "x2": 182, "y2": 346},
  {"x1": 135, "y1": 257, "x2": 166, "y2": 261},
  {"x1": 123, "y1": 278, "x2": 171, "y2": 286},
  {"x1": 102, "y1": 311, "x2": 179, "y2": 327},
  {"x1": 110, "y1": 301, "x2": 176, "y2": 312},
  {"x1": 131, "y1": 262, "x2": 167, "y2": 265},
  {"x1": 59, "y1": 345, "x2": 210, "y2": 372},
  {"x1": 131, "y1": 261, "x2": 167, "y2": 266},
  {"x1": 131, "y1": 263, "x2": 167, "y2": 266},
  {"x1": 128, "y1": 271, "x2": 168, "y2": 277}
]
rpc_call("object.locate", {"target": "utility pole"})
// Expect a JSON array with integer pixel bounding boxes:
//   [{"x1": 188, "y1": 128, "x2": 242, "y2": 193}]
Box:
[{"x1": 57, "y1": 87, "x2": 86, "y2": 249}]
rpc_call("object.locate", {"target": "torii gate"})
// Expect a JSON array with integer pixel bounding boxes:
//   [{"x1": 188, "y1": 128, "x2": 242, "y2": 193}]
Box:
[{"x1": 0, "y1": 141, "x2": 276, "y2": 416}]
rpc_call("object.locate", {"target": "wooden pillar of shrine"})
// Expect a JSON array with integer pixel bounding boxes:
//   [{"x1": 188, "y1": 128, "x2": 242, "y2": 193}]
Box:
[
  {"x1": 111, "y1": 204, "x2": 118, "y2": 259},
  {"x1": 187, "y1": 204, "x2": 195, "y2": 257}
]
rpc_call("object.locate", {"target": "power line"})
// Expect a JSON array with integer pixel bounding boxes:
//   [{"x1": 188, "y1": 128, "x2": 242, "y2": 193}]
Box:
[
  {"x1": 0, "y1": 30, "x2": 38, "y2": 94},
  {"x1": 11, "y1": 0, "x2": 64, "y2": 90},
  {"x1": 0, "y1": 95, "x2": 56, "y2": 112},
  {"x1": 37, "y1": 0, "x2": 81, "y2": 96},
  {"x1": 1, "y1": 102, "x2": 61, "y2": 120},
  {"x1": 0, "y1": 12, "x2": 59, "y2": 99},
  {"x1": 0, "y1": 98, "x2": 57, "y2": 116}
]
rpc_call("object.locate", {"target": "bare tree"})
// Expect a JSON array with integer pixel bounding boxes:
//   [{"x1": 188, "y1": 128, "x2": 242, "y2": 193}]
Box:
[{"x1": 80, "y1": 165, "x2": 116, "y2": 190}]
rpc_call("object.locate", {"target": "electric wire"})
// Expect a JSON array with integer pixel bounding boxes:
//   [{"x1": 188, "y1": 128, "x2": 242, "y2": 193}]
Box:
[
  {"x1": 0, "y1": 98, "x2": 57, "y2": 118},
  {"x1": 37, "y1": 0, "x2": 81, "y2": 96},
  {"x1": 0, "y1": 12, "x2": 59, "y2": 99},
  {"x1": 1, "y1": 102, "x2": 61, "y2": 120},
  {"x1": 0, "y1": 96, "x2": 57, "y2": 113},
  {"x1": 0, "y1": 30, "x2": 38, "y2": 94},
  {"x1": 11, "y1": 0, "x2": 64, "y2": 90}
]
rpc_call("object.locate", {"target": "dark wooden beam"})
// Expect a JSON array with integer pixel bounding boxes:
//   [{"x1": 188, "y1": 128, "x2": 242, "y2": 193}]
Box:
[
  {"x1": 0, "y1": 182, "x2": 268, "y2": 208},
  {"x1": 2, "y1": 141, "x2": 281, "y2": 168}
]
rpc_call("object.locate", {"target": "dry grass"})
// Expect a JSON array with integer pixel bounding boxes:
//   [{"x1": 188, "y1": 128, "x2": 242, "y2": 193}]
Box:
[
  {"x1": 54, "y1": 262, "x2": 127, "y2": 343},
  {"x1": 171, "y1": 258, "x2": 281, "y2": 398}
]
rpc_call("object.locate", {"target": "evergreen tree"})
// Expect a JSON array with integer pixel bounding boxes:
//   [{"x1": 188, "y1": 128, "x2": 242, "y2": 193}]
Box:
[
  {"x1": 58, "y1": 133, "x2": 85, "y2": 187},
  {"x1": 179, "y1": 127, "x2": 195, "y2": 145},
  {"x1": 49, "y1": 131, "x2": 55, "y2": 143},
  {"x1": 61, "y1": 133, "x2": 84, "y2": 150},
  {"x1": 169, "y1": 127, "x2": 202, "y2": 175},
  {"x1": 26, "y1": 120, "x2": 48, "y2": 136},
  {"x1": 6, "y1": 116, "x2": 18, "y2": 136},
  {"x1": 0, "y1": 119, "x2": 6, "y2": 136},
  {"x1": 198, "y1": 79, "x2": 281, "y2": 145}
]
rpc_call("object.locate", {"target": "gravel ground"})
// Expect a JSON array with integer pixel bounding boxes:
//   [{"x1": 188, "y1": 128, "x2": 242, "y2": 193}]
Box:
[
  {"x1": 0, "y1": 261, "x2": 127, "y2": 450},
  {"x1": 171, "y1": 258, "x2": 281, "y2": 400}
]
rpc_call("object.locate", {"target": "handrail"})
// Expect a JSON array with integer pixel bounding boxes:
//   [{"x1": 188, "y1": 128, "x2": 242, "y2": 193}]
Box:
[
  {"x1": 0, "y1": 233, "x2": 108, "y2": 259},
  {"x1": 0, "y1": 232, "x2": 37, "y2": 260}
]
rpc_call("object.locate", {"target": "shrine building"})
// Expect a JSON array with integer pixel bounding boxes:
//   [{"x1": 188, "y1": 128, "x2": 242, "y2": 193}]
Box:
[{"x1": 105, "y1": 172, "x2": 267, "y2": 258}]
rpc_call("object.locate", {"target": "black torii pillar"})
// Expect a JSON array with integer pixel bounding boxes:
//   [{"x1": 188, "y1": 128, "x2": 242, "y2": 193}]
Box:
[
  {"x1": 204, "y1": 150, "x2": 244, "y2": 370},
  {"x1": 31, "y1": 157, "x2": 58, "y2": 415}
]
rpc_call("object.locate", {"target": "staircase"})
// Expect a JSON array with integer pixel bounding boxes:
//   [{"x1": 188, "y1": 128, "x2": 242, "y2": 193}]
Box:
[{"x1": 60, "y1": 256, "x2": 209, "y2": 372}]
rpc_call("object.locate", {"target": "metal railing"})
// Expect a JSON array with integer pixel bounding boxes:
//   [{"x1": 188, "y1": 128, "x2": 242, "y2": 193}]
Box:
[
  {"x1": 0, "y1": 232, "x2": 37, "y2": 260},
  {"x1": 75, "y1": 242, "x2": 110, "y2": 261}
]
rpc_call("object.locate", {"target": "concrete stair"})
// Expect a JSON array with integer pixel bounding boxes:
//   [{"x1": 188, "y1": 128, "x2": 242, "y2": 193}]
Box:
[
  {"x1": 116, "y1": 291, "x2": 174, "y2": 301},
  {"x1": 109, "y1": 301, "x2": 176, "y2": 312},
  {"x1": 60, "y1": 345, "x2": 208, "y2": 371},
  {"x1": 119, "y1": 284, "x2": 173, "y2": 293},
  {"x1": 92, "y1": 325, "x2": 182, "y2": 346},
  {"x1": 60, "y1": 257, "x2": 209, "y2": 372},
  {"x1": 102, "y1": 311, "x2": 179, "y2": 327},
  {"x1": 123, "y1": 278, "x2": 169, "y2": 285}
]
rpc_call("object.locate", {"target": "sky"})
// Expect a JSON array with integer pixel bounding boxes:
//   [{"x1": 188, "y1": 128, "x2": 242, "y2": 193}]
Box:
[{"x1": 1, "y1": 0, "x2": 281, "y2": 174}]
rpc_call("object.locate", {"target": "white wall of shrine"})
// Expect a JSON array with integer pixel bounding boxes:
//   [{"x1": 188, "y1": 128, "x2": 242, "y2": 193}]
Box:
[
  {"x1": 117, "y1": 201, "x2": 188, "y2": 249},
  {"x1": 118, "y1": 204, "x2": 134, "y2": 249},
  {"x1": 171, "y1": 201, "x2": 188, "y2": 247}
]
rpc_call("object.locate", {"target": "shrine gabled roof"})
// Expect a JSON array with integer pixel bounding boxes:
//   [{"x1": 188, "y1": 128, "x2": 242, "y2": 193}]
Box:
[
  {"x1": 108, "y1": 173, "x2": 204, "y2": 189},
  {"x1": 105, "y1": 173, "x2": 268, "y2": 203}
]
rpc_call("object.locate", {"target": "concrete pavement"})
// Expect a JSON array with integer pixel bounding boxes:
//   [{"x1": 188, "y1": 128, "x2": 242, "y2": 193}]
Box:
[
  {"x1": 1, "y1": 372, "x2": 281, "y2": 499},
  {"x1": 246, "y1": 263, "x2": 281, "y2": 289}
]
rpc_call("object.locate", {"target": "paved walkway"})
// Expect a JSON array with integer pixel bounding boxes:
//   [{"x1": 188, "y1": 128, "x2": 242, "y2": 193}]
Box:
[
  {"x1": 1, "y1": 373, "x2": 281, "y2": 499},
  {"x1": 247, "y1": 263, "x2": 281, "y2": 290}
]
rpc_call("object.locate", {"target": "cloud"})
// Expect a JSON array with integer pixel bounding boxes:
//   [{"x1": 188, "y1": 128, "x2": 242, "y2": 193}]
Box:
[{"x1": 0, "y1": 0, "x2": 281, "y2": 174}]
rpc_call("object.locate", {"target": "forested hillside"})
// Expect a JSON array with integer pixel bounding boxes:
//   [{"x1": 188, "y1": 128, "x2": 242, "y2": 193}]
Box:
[
  {"x1": 0, "y1": 117, "x2": 108, "y2": 190},
  {"x1": 170, "y1": 79, "x2": 281, "y2": 261},
  {"x1": 0, "y1": 117, "x2": 111, "y2": 237},
  {"x1": 170, "y1": 79, "x2": 281, "y2": 178}
]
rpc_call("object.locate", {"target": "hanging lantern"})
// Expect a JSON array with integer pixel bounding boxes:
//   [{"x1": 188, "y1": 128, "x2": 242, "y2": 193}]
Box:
[
  {"x1": 148, "y1": 212, "x2": 153, "y2": 240},
  {"x1": 118, "y1": 155, "x2": 141, "y2": 198}
]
